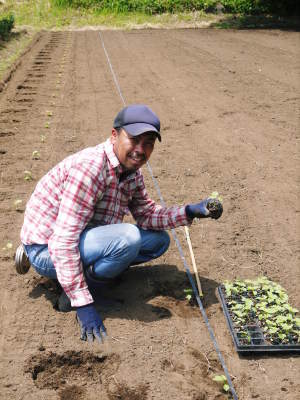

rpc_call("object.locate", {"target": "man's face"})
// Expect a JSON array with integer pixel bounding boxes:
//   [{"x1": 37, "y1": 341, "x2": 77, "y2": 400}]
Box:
[{"x1": 111, "y1": 128, "x2": 156, "y2": 171}]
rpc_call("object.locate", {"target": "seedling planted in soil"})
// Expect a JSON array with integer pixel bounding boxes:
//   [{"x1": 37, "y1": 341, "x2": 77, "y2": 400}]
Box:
[
  {"x1": 207, "y1": 191, "x2": 223, "y2": 217},
  {"x1": 14, "y1": 199, "x2": 23, "y2": 211},
  {"x1": 2, "y1": 241, "x2": 13, "y2": 251},
  {"x1": 213, "y1": 374, "x2": 230, "y2": 393},
  {"x1": 32, "y1": 150, "x2": 40, "y2": 160},
  {"x1": 24, "y1": 170, "x2": 33, "y2": 181},
  {"x1": 184, "y1": 288, "x2": 193, "y2": 302}
]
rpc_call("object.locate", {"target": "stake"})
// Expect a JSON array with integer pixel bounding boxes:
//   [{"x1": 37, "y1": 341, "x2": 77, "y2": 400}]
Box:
[{"x1": 184, "y1": 226, "x2": 203, "y2": 297}]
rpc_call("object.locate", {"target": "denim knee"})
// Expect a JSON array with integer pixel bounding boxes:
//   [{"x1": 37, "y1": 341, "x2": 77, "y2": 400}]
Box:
[
  {"x1": 160, "y1": 230, "x2": 170, "y2": 253},
  {"x1": 122, "y1": 224, "x2": 142, "y2": 250},
  {"x1": 120, "y1": 224, "x2": 142, "y2": 258}
]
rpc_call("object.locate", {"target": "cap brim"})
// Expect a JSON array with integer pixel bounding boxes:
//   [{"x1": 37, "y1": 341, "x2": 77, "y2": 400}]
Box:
[{"x1": 123, "y1": 123, "x2": 161, "y2": 142}]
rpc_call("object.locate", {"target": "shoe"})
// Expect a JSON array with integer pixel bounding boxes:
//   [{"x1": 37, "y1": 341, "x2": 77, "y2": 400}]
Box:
[
  {"x1": 57, "y1": 290, "x2": 72, "y2": 312},
  {"x1": 85, "y1": 265, "x2": 115, "y2": 289},
  {"x1": 15, "y1": 244, "x2": 31, "y2": 274}
]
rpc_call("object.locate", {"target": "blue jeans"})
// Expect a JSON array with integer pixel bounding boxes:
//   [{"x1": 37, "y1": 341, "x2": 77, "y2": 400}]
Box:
[{"x1": 24, "y1": 223, "x2": 170, "y2": 281}]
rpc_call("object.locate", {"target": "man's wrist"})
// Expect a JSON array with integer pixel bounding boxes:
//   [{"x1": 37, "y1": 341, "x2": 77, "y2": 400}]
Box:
[{"x1": 185, "y1": 205, "x2": 195, "y2": 220}]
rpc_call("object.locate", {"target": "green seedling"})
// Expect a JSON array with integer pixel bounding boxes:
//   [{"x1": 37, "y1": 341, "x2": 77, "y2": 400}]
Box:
[
  {"x1": 46, "y1": 110, "x2": 53, "y2": 117},
  {"x1": 213, "y1": 375, "x2": 230, "y2": 393},
  {"x1": 207, "y1": 191, "x2": 223, "y2": 216},
  {"x1": 24, "y1": 170, "x2": 33, "y2": 181},
  {"x1": 184, "y1": 288, "x2": 193, "y2": 302},
  {"x1": 14, "y1": 199, "x2": 22, "y2": 211},
  {"x1": 45, "y1": 122, "x2": 50, "y2": 129},
  {"x1": 32, "y1": 150, "x2": 40, "y2": 160},
  {"x1": 40, "y1": 135, "x2": 46, "y2": 143},
  {"x1": 210, "y1": 191, "x2": 223, "y2": 203}
]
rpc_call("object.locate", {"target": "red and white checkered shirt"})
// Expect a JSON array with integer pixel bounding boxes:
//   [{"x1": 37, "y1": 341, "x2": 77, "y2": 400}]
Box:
[{"x1": 21, "y1": 139, "x2": 189, "y2": 307}]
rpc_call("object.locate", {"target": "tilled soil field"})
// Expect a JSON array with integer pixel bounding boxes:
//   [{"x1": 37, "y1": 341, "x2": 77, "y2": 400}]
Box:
[{"x1": 0, "y1": 29, "x2": 299, "y2": 400}]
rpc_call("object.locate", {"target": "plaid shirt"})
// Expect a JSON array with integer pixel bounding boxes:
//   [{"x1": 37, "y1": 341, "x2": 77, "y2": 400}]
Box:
[{"x1": 21, "y1": 139, "x2": 189, "y2": 307}]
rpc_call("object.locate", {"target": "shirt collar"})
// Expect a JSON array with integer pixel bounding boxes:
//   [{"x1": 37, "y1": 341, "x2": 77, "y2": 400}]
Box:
[{"x1": 104, "y1": 138, "x2": 120, "y2": 169}]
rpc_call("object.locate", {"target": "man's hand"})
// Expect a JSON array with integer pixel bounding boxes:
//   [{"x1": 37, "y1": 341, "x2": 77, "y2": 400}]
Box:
[
  {"x1": 76, "y1": 303, "x2": 107, "y2": 343},
  {"x1": 186, "y1": 198, "x2": 223, "y2": 220}
]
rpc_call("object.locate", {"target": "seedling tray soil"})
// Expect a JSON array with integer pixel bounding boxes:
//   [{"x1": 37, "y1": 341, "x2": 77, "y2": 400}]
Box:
[{"x1": 218, "y1": 278, "x2": 300, "y2": 354}]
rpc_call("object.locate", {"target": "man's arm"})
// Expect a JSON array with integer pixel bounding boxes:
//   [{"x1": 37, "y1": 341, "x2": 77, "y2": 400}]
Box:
[
  {"x1": 129, "y1": 173, "x2": 189, "y2": 230},
  {"x1": 129, "y1": 173, "x2": 223, "y2": 230},
  {"x1": 48, "y1": 162, "x2": 104, "y2": 307}
]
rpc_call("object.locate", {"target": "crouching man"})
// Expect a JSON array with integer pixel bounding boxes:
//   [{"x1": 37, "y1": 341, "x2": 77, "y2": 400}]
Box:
[{"x1": 16, "y1": 104, "x2": 223, "y2": 343}]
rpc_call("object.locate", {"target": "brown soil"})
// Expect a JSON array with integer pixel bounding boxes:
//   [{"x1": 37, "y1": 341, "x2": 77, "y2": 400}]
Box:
[{"x1": 0, "y1": 29, "x2": 299, "y2": 400}]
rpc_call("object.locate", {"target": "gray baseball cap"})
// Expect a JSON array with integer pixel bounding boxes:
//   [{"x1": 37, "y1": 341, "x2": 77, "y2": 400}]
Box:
[{"x1": 113, "y1": 104, "x2": 161, "y2": 141}]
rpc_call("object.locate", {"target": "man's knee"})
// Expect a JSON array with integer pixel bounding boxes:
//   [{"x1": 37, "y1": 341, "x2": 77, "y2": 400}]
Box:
[
  {"x1": 121, "y1": 224, "x2": 142, "y2": 253},
  {"x1": 159, "y1": 230, "x2": 170, "y2": 253}
]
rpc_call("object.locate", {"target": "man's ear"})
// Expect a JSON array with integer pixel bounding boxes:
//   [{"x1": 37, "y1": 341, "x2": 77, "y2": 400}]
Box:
[{"x1": 111, "y1": 128, "x2": 119, "y2": 144}]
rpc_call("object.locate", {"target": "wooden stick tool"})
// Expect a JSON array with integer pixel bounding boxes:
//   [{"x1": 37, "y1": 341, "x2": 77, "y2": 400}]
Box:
[{"x1": 184, "y1": 226, "x2": 203, "y2": 297}]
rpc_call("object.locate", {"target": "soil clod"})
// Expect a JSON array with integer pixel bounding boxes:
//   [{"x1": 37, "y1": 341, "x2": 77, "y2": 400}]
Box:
[{"x1": 25, "y1": 350, "x2": 120, "y2": 390}]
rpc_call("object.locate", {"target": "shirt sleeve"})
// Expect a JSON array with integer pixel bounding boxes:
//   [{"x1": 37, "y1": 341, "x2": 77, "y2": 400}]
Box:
[
  {"x1": 48, "y1": 162, "x2": 104, "y2": 307},
  {"x1": 129, "y1": 173, "x2": 190, "y2": 230}
]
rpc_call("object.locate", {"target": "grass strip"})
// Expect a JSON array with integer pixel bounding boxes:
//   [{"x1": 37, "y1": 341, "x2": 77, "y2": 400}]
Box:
[
  {"x1": 0, "y1": 29, "x2": 36, "y2": 82},
  {"x1": 1, "y1": 0, "x2": 216, "y2": 29}
]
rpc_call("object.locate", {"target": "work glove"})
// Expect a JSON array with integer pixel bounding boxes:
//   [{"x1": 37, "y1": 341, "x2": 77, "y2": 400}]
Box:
[
  {"x1": 186, "y1": 194, "x2": 223, "y2": 220},
  {"x1": 76, "y1": 303, "x2": 107, "y2": 343}
]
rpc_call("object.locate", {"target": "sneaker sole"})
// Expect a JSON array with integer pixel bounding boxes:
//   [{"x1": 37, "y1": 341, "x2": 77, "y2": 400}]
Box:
[{"x1": 15, "y1": 244, "x2": 31, "y2": 274}]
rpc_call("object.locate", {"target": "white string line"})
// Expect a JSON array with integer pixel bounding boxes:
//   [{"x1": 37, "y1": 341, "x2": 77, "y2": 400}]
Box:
[{"x1": 98, "y1": 30, "x2": 238, "y2": 400}]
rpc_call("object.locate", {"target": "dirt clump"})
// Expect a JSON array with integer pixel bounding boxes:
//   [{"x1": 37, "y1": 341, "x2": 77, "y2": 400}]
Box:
[
  {"x1": 59, "y1": 385, "x2": 86, "y2": 400},
  {"x1": 107, "y1": 383, "x2": 148, "y2": 400},
  {"x1": 25, "y1": 350, "x2": 120, "y2": 390}
]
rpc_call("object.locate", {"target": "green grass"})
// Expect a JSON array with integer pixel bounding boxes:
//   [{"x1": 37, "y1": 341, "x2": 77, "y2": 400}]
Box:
[
  {"x1": 0, "y1": 30, "x2": 35, "y2": 81},
  {"x1": 1, "y1": 0, "x2": 216, "y2": 29}
]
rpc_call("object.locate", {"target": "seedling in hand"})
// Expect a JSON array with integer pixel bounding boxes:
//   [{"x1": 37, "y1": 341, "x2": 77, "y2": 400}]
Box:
[{"x1": 207, "y1": 191, "x2": 223, "y2": 217}]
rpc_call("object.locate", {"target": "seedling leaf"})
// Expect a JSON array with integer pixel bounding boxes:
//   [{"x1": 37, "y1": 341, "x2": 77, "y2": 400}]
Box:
[
  {"x1": 32, "y1": 150, "x2": 40, "y2": 160},
  {"x1": 14, "y1": 199, "x2": 22, "y2": 210},
  {"x1": 223, "y1": 383, "x2": 230, "y2": 392},
  {"x1": 24, "y1": 170, "x2": 33, "y2": 181},
  {"x1": 213, "y1": 375, "x2": 227, "y2": 383},
  {"x1": 2, "y1": 241, "x2": 13, "y2": 251}
]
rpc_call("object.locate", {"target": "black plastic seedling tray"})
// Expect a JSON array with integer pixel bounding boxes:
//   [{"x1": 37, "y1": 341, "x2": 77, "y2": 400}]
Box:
[{"x1": 218, "y1": 286, "x2": 300, "y2": 354}]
